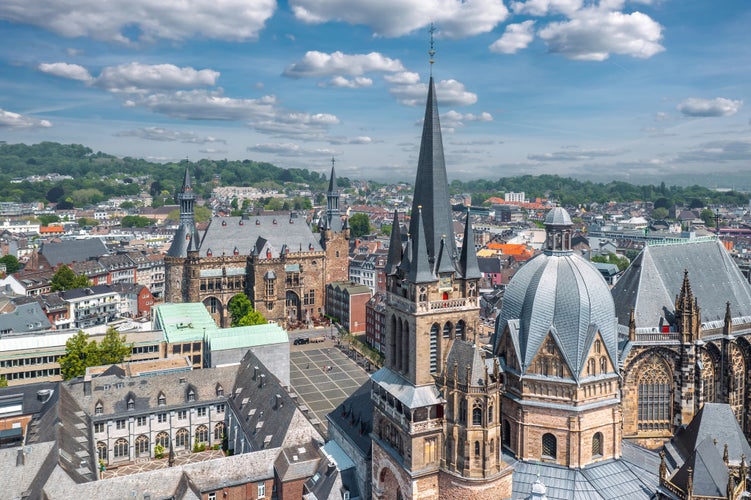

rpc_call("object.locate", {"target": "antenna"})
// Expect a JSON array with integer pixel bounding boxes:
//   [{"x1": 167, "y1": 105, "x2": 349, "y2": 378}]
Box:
[
  {"x1": 428, "y1": 23, "x2": 436, "y2": 74},
  {"x1": 331, "y1": 156, "x2": 336, "y2": 169}
]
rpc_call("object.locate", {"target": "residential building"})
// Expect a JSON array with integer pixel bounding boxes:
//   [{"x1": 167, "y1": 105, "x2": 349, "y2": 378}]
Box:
[{"x1": 325, "y1": 281, "x2": 372, "y2": 334}]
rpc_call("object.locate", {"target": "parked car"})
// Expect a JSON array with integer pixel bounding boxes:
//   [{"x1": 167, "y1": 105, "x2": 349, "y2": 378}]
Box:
[{"x1": 293, "y1": 337, "x2": 310, "y2": 345}]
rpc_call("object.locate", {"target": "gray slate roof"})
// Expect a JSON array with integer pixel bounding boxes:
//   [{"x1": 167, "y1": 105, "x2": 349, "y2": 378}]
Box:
[
  {"x1": 370, "y1": 368, "x2": 441, "y2": 409},
  {"x1": 0, "y1": 301, "x2": 53, "y2": 333},
  {"x1": 670, "y1": 437, "x2": 728, "y2": 498},
  {"x1": 39, "y1": 239, "x2": 109, "y2": 266},
  {"x1": 611, "y1": 239, "x2": 751, "y2": 328},
  {"x1": 545, "y1": 207, "x2": 573, "y2": 226},
  {"x1": 445, "y1": 340, "x2": 486, "y2": 386},
  {"x1": 670, "y1": 403, "x2": 751, "y2": 466},
  {"x1": 496, "y1": 251, "x2": 618, "y2": 381},
  {"x1": 198, "y1": 215, "x2": 322, "y2": 258},
  {"x1": 327, "y1": 380, "x2": 373, "y2": 458}
]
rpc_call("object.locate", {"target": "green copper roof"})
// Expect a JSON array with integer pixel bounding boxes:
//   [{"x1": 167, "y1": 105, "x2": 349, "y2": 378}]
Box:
[
  {"x1": 152, "y1": 303, "x2": 219, "y2": 343},
  {"x1": 208, "y1": 323, "x2": 288, "y2": 351}
]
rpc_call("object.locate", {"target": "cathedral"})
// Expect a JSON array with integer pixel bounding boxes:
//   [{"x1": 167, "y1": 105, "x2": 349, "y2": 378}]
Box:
[
  {"x1": 164, "y1": 163, "x2": 349, "y2": 326},
  {"x1": 362, "y1": 57, "x2": 751, "y2": 499}
]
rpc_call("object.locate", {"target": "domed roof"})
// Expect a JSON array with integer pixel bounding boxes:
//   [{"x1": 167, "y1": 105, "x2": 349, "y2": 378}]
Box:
[
  {"x1": 495, "y1": 251, "x2": 618, "y2": 381},
  {"x1": 545, "y1": 206, "x2": 572, "y2": 226}
]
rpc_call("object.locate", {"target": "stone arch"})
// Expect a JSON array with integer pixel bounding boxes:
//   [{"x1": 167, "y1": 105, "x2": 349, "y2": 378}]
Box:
[
  {"x1": 401, "y1": 319, "x2": 410, "y2": 375},
  {"x1": 634, "y1": 352, "x2": 673, "y2": 433},
  {"x1": 376, "y1": 465, "x2": 405, "y2": 500},
  {"x1": 389, "y1": 314, "x2": 398, "y2": 370},
  {"x1": 285, "y1": 290, "x2": 302, "y2": 324},
  {"x1": 699, "y1": 344, "x2": 721, "y2": 405},
  {"x1": 622, "y1": 347, "x2": 678, "y2": 436},
  {"x1": 443, "y1": 321, "x2": 453, "y2": 339},
  {"x1": 456, "y1": 319, "x2": 466, "y2": 341},
  {"x1": 729, "y1": 342, "x2": 746, "y2": 428},
  {"x1": 202, "y1": 296, "x2": 223, "y2": 326}
]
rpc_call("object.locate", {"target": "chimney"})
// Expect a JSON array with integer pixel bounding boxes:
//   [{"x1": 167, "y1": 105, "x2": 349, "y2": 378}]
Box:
[
  {"x1": 16, "y1": 448, "x2": 25, "y2": 467},
  {"x1": 253, "y1": 366, "x2": 258, "y2": 380},
  {"x1": 83, "y1": 379, "x2": 92, "y2": 397},
  {"x1": 260, "y1": 373, "x2": 266, "y2": 387}
]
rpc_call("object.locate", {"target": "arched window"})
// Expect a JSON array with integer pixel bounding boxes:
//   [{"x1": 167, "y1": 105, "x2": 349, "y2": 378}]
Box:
[
  {"x1": 472, "y1": 400, "x2": 483, "y2": 426},
  {"x1": 594, "y1": 339, "x2": 601, "y2": 354},
  {"x1": 729, "y1": 344, "x2": 745, "y2": 426},
  {"x1": 214, "y1": 422, "x2": 225, "y2": 441},
  {"x1": 114, "y1": 438, "x2": 129, "y2": 459},
  {"x1": 599, "y1": 357, "x2": 607, "y2": 374},
  {"x1": 195, "y1": 425, "x2": 209, "y2": 444},
  {"x1": 456, "y1": 320, "x2": 466, "y2": 341},
  {"x1": 155, "y1": 431, "x2": 170, "y2": 449},
  {"x1": 96, "y1": 441, "x2": 107, "y2": 461},
  {"x1": 542, "y1": 433, "x2": 557, "y2": 460},
  {"x1": 175, "y1": 428, "x2": 189, "y2": 449},
  {"x1": 443, "y1": 322, "x2": 453, "y2": 339},
  {"x1": 488, "y1": 404, "x2": 494, "y2": 423},
  {"x1": 474, "y1": 440, "x2": 481, "y2": 457},
  {"x1": 592, "y1": 432, "x2": 603, "y2": 458},
  {"x1": 502, "y1": 420, "x2": 511, "y2": 447},
  {"x1": 546, "y1": 339, "x2": 555, "y2": 354},
  {"x1": 637, "y1": 356, "x2": 672, "y2": 431},
  {"x1": 459, "y1": 400, "x2": 467, "y2": 424},
  {"x1": 700, "y1": 350, "x2": 715, "y2": 404},
  {"x1": 135, "y1": 434, "x2": 149, "y2": 456},
  {"x1": 429, "y1": 324, "x2": 439, "y2": 374},
  {"x1": 587, "y1": 358, "x2": 596, "y2": 376}
]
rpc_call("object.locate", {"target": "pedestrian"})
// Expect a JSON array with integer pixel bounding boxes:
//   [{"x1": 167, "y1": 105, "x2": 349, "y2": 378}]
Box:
[{"x1": 306, "y1": 363, "x2": 310, "y2": 369}]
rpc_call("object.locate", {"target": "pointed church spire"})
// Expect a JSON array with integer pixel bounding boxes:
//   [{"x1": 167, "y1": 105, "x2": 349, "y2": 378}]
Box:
[
  {"x1": 459, "y1": 207, "x2": 481, "y2": 279},
  {"x1": 408, "y1": 71, "x2": 456, "y2": 268},
  {"x1": 723, "y1": 301, "x2": 733, "y2": 335},
  {"x1": 408, "y1": 207, "x2": 435, "y2": 283},
  {"x1": 434, "y1": 236, "x2": 455, "y2": 275},
  {"x1": 167, "y1": 164, "x2": 201, "y2": 258},
  {"x1": 385, "y1": 209, "x2": 403, "y2": 275},
  {"x1": 325, "y1": 158, "x2": 342, "y2": 233}
]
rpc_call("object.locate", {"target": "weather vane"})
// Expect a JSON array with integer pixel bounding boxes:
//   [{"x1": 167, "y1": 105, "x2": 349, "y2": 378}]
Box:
[{"x1": 428, "y1": 22, "x2": 436, "y2": 73}]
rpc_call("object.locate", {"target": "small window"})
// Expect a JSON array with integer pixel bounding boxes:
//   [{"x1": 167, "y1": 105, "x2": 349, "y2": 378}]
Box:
[
  {"x1": 592, "y1": 432, "x2": 603, "y2": 458},
  {"x1": 95, "y1": 401, "x2": 103, "y2": 415},
  {"x1": 474, "y1": 440, "x2": 481, "y2": 457},
  {"x1": 197, "y1": 407, "x2": 207, "y2": 417},
  {"x1": 187, "y1": 389, "x2": 195, "y2": 402},
  {"x1": 116, "y1": 419, "x2": 126, "y2": 430},
  {"x1": 94, "y1": 422, "x2": 105, "y2": 433},
  {"x1": 178, "y1": 410, "x2": 187, "y2": 420},
  {"x1": 158, "y1": 413, "x2": 167, "y2": 423},
  {"x1": 208, "y1": 494, "x2": 216, "y2": 500},
  {"x1": 127, "y1": 398, "x2": 135, "y2": 410},
  {"x1": 158, "y1": 393, "x2": 166, "y2": 406},
  {"x1": 258, "y1": 481, "x2": 266, "y2": 498},
  {"x1": 542, "y1": 433, "x2": 557, "y2": 460},
  {"x1": 137, "y1": 416, "x2": 147, "y2": 426}
]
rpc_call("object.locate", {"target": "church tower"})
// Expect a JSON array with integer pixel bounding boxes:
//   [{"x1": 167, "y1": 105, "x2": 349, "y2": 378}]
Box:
[
  {"x1": 370, "y1": 40, "x2": 508, "y2": 496},
  {"x1": 320, "y1": 159, "x2": 349, "y2": 284},
  {"x1": 165, "y1": 165, "x2": 201, "y2": 303}
]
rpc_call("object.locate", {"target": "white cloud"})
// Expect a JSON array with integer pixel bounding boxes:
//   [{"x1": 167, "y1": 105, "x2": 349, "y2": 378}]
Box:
[
  {"x1": 442, "y1": 110, "x2": 494, "y2": 129},
  {"x1": 327, "y1": 136, "x2": 373, "y2": 145},
  {"x1": 527, "y1": 147, "x2": 626, "y2": 161},
  {"x1": 96, "y1": 63, "x2": 219, "y2": 93},
  {"x1": 511, "y1": 0, "x2": 582, "y2": 16},
  {"x1": 538, "y1": 6, "x2": 664, "y2": 61},
  {"x1": 0, "y1": 0, "x2": 276, "y2": 43},
  {"x1": 384, "y1": 72, "x2": 420, "y2": 85},
  {"x1": 326, "y1": 76, "x2": 373, "y2": 88},
  {"x1": 137, "y1": 90, "x2": 278, "y2": 120},
  {"x1": 0, "y1": 108, "x2": 52, "y2": 129},
  {"x1": 247, "y1": 143, "x2": 336, "y2": 157},
  {"x1": 283, "y1": 51, "x2": 404, "y2": 78},
  {"x1": 38, "y1": 62, "x2": 93, "y2": 82},
  {"x1": 114, "y1": 127, "x2": 227, "y2": 144},
  {"x1": 677, "y1": 97, "x2": 743, "y2": 117},
  {"x1": 675, "y1": 139, "x2": 751, "y2": 163},
  {"x1": 490, "y1": 21, "x2": 536, "y2": 54},
  {"x1": 390, "y1": 79, "x2": 477, "y2": 107},
  {"x1": 289, "y1": 0, "x2": 508, "y2": 38}
]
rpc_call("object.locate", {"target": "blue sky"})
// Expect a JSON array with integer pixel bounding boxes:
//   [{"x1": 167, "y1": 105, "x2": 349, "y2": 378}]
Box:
[{"x1": 0, "y1": 0, "x2": 749, "y2": 186}]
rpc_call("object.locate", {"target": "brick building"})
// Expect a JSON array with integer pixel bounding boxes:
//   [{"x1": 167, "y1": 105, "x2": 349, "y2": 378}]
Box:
[
  {"x1": 165, "y1": 165, "x2": 348, "y2": 327},
  {"x1": 325, "y1": 281, "x2": 372, "y2": 334}
]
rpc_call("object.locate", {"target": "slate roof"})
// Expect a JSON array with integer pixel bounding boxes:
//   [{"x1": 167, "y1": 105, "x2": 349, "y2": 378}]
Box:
[
  {"x1": 507, "y1": 441, "x2": 659, "y2": 499},
  {"x1": 496, "y1": 251, "x2": 618, "y2": 381},
  {"x1": 0, "y1": 301, "x2": 53, "y2": 333},
  {"x1": 445, "y1": 340, "x2": 486, "y2": 386},
  {"x1": 546, "y1": 207, "x2": 573, "y2": 226},
  {"x1": 327, "y1": 380, "x2": 373, "y2": 458},
  {"x1": 670, "y1": 437, "x2": 728, "y2": 498},
  {"x1": 611, "y1": 239, "x2": 751, "y2": 328},
  {"x1": 39, "y1": 239, "x2": 109, "y2": 266},
  {"x1": 670, "y1": 403, "x2": 751, "y2": 466},
  {"x1": 198, "y1": 215, "x2": 322, "y2": 258},
  {"x1": 370, "y1": 368, "x2": 441, "y2": 409},
  {"x1": 408, "y1": 76, "x2": 457, "y2": 268},
  {"x1": 477, "y1": 256, "x2": 502, "y2": 274}
]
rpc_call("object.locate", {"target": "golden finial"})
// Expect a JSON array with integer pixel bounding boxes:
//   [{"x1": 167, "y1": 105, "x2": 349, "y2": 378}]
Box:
[{"x1": 428, "y1": 23, "x2": 436, "y2": 72}]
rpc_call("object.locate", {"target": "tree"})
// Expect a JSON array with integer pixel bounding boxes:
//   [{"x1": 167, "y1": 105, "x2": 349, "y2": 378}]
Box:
[
  {"x1": 237, "y1": 309, "x2": 267, "y2": 326},
  {"x1": 0, "y1": 254, "x2": 21, "y2": 274},
  {"x1": 59, "y1": 330, "x2": 100, "y2": 380},
  {"x1": 46, "y1": 185, "x2": 65, "y2": 203},
  {"x1": 228, "y1": 294, "x2": 252, "y2": 326},
  {"x1": 51, "y1": 265, "x2": 91, "y2": 291},
  {"x1": 700, "y1": 209, "x2": 718, "y2": 227},
  {"x1": 0, "y1": 376, "x2": 7, "y2": 388},
  {"x1": 37, "y1": 214, "x2": 60, "y2": 225},
  {"x1": 349, "y1": 213, "x2": 370, "y2": 238},
  {"x1": 98, "y1": 327, "x2": 133, "y2": 365},
  {"x1": 121, "y1": 215, "x2": 153, "y2": 228},
  {"x1": 652, "y1": 207, "x2": 669, "y2": 220}
]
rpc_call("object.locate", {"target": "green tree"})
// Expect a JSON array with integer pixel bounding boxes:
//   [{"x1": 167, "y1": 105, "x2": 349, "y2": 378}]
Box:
[
  {"x1": 98, "y1": 327, "x2": 133, "y2": 365},
  {"x1": 349, "y1": 213, "x2": 370, "y2": 238},
  {"x1": 0, "y1": 376, "x2": 7, "y2": 387},
  {"x1": 591, "y1": 253, "x2": 631, "y2": 272},
  {"x1": 237, "y1": 309, "x2": 267, "y2": 327},
  {"x1": 59, "y1": 330, "x2": 100, "y2": 380},
  {"x1": 121, "y1": 215, "x2": 153, "y2": 228},
  {"x1": 0, "y1": 254, "x2": 21, "y2": 274},
  {"x1": 50, "y1": 265, "x2": 91, "y2": 291},
  {"x1": 652, "y1": 207, "x2": 669, "y2": 220},
  {"x1": 700, "y1": 209, "x2": 717, "y2": 227},
  {"x1": 380, "y1": 224, "x2": 392, "y2": 237},
  {"x1": 37, "y1": 214, "x2": 60, "y2": 225},
  {"x1": 228, "y1": 294, "x2": 252, "y2": 326}
]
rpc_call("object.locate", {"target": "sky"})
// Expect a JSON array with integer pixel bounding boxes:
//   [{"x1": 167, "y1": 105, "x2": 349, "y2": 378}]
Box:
[{"x1": 0, "y1": 0, "x2": 749, "y2": 187}]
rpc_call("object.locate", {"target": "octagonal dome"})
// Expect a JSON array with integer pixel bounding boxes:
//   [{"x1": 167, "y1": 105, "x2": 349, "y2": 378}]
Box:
[{"x1": 545, "y1": 206, "x2": 572, "y2": 226}]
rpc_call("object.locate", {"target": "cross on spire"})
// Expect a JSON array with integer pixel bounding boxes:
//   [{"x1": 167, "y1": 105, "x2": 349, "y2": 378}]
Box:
[{"x1": 428, "y1": 23, "x2": 436, "y2": 73}]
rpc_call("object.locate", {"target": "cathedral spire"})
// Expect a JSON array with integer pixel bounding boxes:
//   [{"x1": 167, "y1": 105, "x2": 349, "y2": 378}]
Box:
[
  {"x1": 408, "y1": 207, "x2": 435, "y2": 283},
  {"x1": 167, "y1": 164, "x2": 201, "y2": 258},
  {"x1": 325, "y1": 158, "x2": 342, "y2": 233},
  {"x1": 408, "y1": 70, "x2": 456, "y2": 268},
  {"x1": 459, "y1": 206, "x2": 481, "y2": 279}
]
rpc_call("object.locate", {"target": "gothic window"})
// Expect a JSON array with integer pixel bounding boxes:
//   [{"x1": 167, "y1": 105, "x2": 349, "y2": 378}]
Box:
[
  {"x1": 472, "y1": 400, "x2": 483, "y2": 426},
  {"x1": 599, "y1": 357, "x2": 607, "y2": 374},
  {"x1": 474, "y1": 440, "x2": 481, "y2": 457},
  {"x1": 700, "y1": 350, "x2": 715, "y2": 404},
  {"x1": 265, "y1": 278, "x2": 275, "y2": 297},
  {"x1": 195, "y1": 425, "x2": 209, "y2": 444},
  {"x1": 546, "y1": 339, "x2": 555, "y2": 354},
  {"x1": 542, "y1": 433, "x2": 557, "y2": 460},
  {"x1": 594, "y1": 339, "x2": 601, "y2": 354},
  {"x1": 214, "y1": 422, "x2": 225, "y2": 441},
  {"x1": 205, "y1": 296, "x2": 219, "y2": 314},
  {"x1": 155, "y1": 431, "x2": 170, "y2": 449},
  {"x1": 456, "y1": 320, "x2": 466, "y2": 341},
  {"x1": 592, "y1": 432, "x2": 603, "y2": 458},
  {"x1": 488, "y1": 404, "x2": 494, "y2": 423},
  {"x1": 503, "y1": 420, "x2": 511, "y2": 448},
  {"x1": 114, "y1": 438, "x2": 129, "y2": 459},
  {"x1": 424, "y1": 437, "x2": 437, "y2": 463},
  {"x1": 175, "y1": 428, "x2": 189, "y2": 449},
  {"x1": 429, "y1": 324, "x2": 439, "y2": 374},
  {"x1": 588, "y1": 358, "x2": 596, "y2": 376},
  {"x1": 729, "y1": 344, "x2": 745, "y2": 426},
  {"x1": 135, "y1": 434, "x2": 149, "y2": 456},
  {"x1": 443, "y1": 322, "x2": 452, "y2": 339},
  {"x1": 637, "y1": 356, "x2": 672, "y2": 431},
  {"x1": 96, "y1": 441, "x2": 107, "y2": 461},
  {"x1": 459, "y1": 399, "x2": 467, "y2": 424}
]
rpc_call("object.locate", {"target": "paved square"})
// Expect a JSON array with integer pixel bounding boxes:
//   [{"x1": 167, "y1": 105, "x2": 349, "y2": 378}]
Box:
[{"x1": 290, "y1": 344, "x2": 371, "y2": 436}]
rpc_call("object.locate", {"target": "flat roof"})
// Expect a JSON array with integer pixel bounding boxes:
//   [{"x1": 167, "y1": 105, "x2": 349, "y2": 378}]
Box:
[
  {"x1": 208, "y1": 323, "x2": 288, "y2": 351},
  {"x1": 152, "y1": 303, "x2": 218, "y2": 343}
]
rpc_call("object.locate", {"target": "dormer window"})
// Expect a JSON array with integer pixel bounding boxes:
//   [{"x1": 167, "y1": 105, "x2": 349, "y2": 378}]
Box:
[
  {"x1": 216, "y1": 384, "x2": 224, "y2": 397},
  {"x1": 158, "y1": 392, "x2": 166, "y2": 406},
  {"x1": 187, "y1": 388, "x2": 196, "y2": 402},
  {"x1": 127, "y1": 397, "x2": 135, "y2": 410},
  {"x1": 95, "y1": 401, "x2": 103, "y2": 415}
]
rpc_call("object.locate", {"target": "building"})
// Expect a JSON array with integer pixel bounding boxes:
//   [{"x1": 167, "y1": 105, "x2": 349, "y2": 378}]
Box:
[
  {"x1": 325, "y1": 281, "x2": 372, "y2": 334},
  {"x1": 504, "y1": 192, "x2": 525, "y2": 204},
  {"x1": 365, "y1": 293, "x2": 386, "y2": 353},
  {"x1": 165, "y1": 164, "x2": 349, "y2": 327}
]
